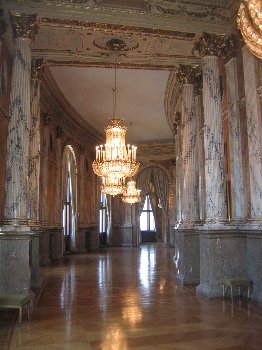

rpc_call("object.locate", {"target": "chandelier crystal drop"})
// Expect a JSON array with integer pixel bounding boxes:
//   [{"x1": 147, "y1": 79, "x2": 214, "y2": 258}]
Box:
[
  {"x1": 101, "y1": 176, "x2": 126, "y2": 197},
  {"x1": 122, "y1": 180, "x2": 141, "y2": 204},
  {"x1": 238, "y1": 0, "x2": 262, "y2": 60}
]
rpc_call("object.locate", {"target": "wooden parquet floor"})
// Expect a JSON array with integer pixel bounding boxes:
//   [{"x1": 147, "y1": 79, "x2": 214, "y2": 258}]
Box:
[{"x1": 8, "y1": 244, "x2": 262, "y2": 349}]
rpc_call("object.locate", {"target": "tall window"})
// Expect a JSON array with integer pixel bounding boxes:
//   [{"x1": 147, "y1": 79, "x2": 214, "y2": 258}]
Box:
[
  {"x1": 99, "y1": 193, "x2": 107, "y2": 245},
  {"x1": 63, "y1": 171, "x2": 72, "y2": 237},
  {"x1": 140, "y1": 195, "x2": 156, "y2": 231}
]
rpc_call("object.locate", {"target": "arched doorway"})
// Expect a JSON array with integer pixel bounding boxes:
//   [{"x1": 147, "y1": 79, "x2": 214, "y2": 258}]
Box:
[
  {"x1": 62, "y1": 145, "x2": 77, "y2": 253},
  {"x1": 136, "y1": 166, "x2": 169, "y2": 244}
]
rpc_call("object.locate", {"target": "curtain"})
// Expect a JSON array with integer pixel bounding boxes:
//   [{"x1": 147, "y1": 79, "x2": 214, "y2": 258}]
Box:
[
  {"x1": 137, "y1": 167, "x2": 153, "y2": 216},
  {"x1": 152, "y1": 168, "x2": 168, "y2": 217}
]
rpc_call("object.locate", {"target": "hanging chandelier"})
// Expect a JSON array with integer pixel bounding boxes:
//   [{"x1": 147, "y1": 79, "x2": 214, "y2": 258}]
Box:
[
  {"x1": 92, "y1": 38, "x2": 140, "y2": 190},
  {"x1": 101, "y1": 176, "x2": 126, "y2": 197},
  {"x1": 238, "y1": 0, "x2": 262, "y2": 60},
  {"x1": 122, "y1": 180, "x2": 141, "y2": 204},
  {"x1": 93, "y1": 119, "x2": 139, "y2": 179}
]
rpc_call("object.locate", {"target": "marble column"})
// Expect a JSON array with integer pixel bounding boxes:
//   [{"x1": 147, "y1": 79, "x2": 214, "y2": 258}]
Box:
[
  {"x1": 174, "y1": 112, "x2": 182, "y2": 225},
  {"x1": 4, "y1": 13, "x2": 38, "y2": 226},
  {"x1": 242, "y1": 46, "x2": 262, "y2": 221},
  {"x1": 178, "y1": 65, "x2": 200, "y2": 224},
  {"x1": 193, "y1": 33, "x2": 227, "y2": 224},
  {"x1": 29, "y1": 58, "x2": 45, "y2": 226},
  {"x1": 195, "y1": 91, "x2": 205, "y2": 222},
  {"x1": 225, "y1": 56, "x2": 245, "y2": 222}
]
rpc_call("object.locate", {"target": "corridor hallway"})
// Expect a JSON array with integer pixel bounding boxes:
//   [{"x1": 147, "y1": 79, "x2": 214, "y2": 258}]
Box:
[{"x1": 10, "y1": 245, "x2": 262, "y2": 349}]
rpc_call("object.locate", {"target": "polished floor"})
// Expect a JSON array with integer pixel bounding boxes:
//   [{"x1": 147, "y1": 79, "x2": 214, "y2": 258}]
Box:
[{"x1": 9, "y1": 244, "x2": 262, "y2": 349}]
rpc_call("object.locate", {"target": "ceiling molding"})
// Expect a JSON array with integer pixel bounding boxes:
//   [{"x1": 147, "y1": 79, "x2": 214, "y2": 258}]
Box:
[{"x1": 2, "y1": 0, "x2": 234, "y2": 34}]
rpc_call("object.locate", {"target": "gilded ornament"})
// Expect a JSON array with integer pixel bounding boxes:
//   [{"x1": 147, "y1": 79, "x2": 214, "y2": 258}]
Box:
[{"x1": 10, "y1": 12, "x2": 39, "y2": 40}]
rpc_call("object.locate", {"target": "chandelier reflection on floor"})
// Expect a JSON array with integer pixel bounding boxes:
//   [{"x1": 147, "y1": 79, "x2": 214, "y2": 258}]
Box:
[
  {"x1": 238, "y1": 0, "x2": 262, "y2": 60},
  {"x1": 92, "y1": 38, "x2": 140, "y2": 198}
]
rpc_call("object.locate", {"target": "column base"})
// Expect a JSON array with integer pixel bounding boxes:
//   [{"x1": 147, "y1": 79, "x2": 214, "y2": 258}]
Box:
[{"x1": 174, "y1": 229, "x2": 200, "y2": 285}]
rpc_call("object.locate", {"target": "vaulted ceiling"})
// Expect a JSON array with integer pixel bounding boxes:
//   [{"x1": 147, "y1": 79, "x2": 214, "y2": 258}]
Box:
[{"x1": 2, "y1": 0, "x2": 240, "y2": 143}]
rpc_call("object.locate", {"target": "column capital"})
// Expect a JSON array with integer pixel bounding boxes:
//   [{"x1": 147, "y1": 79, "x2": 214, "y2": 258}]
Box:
[
  {"x1": 32, "y1": 58, "x2": 47, "y2": 79},
  {"x1": 9, "y1": 12, "x2": 39, "y2": 40},
  {"x1": 0, "y1": 9, "x2": 7, "y2": 36},
  {"x1": 56, "y1": 126, "x2": 64, "y2": 138},
  {"x1": 192, "y1": 32, "x2": 234, "y2": 58},
  {"x1": 177, "y1": 65, "x2": 201, "y2": 85}
]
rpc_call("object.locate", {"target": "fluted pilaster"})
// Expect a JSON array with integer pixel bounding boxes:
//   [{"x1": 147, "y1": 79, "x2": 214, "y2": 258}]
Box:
[
  {"x1": 242, "y1": 46, "x2": 262, "y2": 220},
  {"x1": 4, "y1": 13, "x2": 38, "y2": 224},
  {"x1": 225, "y1": 57, "x2": 245, "y2": 222}
]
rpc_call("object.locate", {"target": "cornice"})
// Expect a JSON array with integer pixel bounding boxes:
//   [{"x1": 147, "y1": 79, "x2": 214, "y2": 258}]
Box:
[{"x1": 1, "y1": 0, "x2": 233, "y2": 34}]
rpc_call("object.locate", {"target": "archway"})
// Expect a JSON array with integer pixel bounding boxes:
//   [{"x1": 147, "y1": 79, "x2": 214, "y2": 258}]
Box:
[
  {"x1": 62, "y1": 145, "x2": 77, "y2": 253},
  {"x1": 136, "y1": 165, "x2": 169, "y2": 244}
]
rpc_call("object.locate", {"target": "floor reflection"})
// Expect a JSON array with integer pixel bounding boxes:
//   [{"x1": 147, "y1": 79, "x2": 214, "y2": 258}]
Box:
[{"x1": 9, "y1": 243, "x2": 262, "y2": 350}]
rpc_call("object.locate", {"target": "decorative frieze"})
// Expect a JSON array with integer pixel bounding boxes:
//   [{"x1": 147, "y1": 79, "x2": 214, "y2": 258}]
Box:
[{"x1": 9, "y1": 12, "x2": 39, "y2": 39}]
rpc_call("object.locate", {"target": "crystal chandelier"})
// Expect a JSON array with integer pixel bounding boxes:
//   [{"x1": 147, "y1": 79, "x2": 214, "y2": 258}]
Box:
[
  {"x1": 122, "y1": 180, "x2": 141, "y2": 204},
  {"x1": 238, "y1": 0, "x2": 262, "y2": 60},
  {"x1": 101, "y1": 176, "x2": 126, "y2": 197},
  {"x1": 92, "y1": 38, "x2": 140, "y2": 192},
  {"x1": 93, "y1": 118, "x2": 139, "y2": 179}
]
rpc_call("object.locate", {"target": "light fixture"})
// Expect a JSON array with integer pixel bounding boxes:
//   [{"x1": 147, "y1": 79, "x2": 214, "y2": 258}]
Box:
[
  {"x1": 101, "y1": 176, "x2": 126, "y2": 197},
  {"x1": 122, "y1": 180, "x2": 141, "y2": 204},
  {"x1": 238, "y1": 0, "x2": 262, "y2": 60},
  {"x1": 92, "y1": 38, "x2": 140, "y2": 192}
]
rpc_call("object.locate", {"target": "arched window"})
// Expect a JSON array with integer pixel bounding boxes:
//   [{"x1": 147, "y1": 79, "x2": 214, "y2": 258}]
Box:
[{"x1": 62, "y1": 146, "x2": 77, "y2": 252}]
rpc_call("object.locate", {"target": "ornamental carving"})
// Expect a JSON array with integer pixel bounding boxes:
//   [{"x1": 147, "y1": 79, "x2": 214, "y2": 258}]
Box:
[
  {"x1": 192, "y1": 32, "x2": 236, "y2": 60},
  {"x1": 10, "y1": 12, "x2": 39, "y2": 40},
  {"x1": 177, "y1": 64, "x2": 201, "y2": 85},
  {"x1": 32, "y1": 58, "x2": 47, "y2": 79},
  {"x1": 192, "y1": 32, "x2": 223, "y2": 57}
]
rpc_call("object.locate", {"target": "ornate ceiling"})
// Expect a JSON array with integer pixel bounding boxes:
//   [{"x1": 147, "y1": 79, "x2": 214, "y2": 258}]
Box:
[{"x1": 1, "y1": 0, "x2": 240, "y2": 145}]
